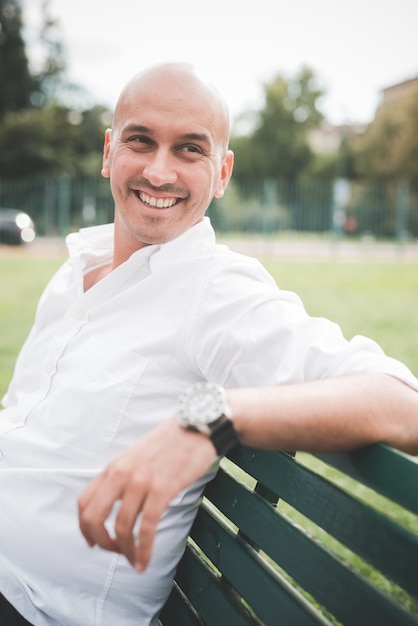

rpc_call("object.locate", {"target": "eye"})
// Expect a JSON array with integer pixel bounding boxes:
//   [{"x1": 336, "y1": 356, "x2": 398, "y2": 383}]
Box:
[
  {"x1": 179, "y1": 144, "x2": 204, "y2": 157},
  {"x1": 128, "y1": 135, "x2": 154, "y2": 147}
]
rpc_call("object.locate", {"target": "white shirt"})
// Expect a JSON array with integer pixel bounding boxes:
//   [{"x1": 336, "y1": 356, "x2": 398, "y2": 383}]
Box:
[{"x1": 1, "y1": 218, "x2": 416, "y2": 626}]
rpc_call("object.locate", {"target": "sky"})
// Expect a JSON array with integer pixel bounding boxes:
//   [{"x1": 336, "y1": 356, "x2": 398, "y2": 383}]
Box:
[{"x1": 22, "y1": 0, "x2": 418, "y2": 126}]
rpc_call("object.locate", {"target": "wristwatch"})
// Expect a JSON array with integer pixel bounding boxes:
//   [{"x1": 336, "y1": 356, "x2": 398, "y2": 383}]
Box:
[{"x1": 177, "y1": 382, "x2": 239, "y2": 456}]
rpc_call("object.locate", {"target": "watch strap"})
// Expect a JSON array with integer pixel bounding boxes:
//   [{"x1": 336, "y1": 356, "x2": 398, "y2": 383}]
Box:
[{"x1": 209, "y1": 414, "x2": 239, "y2": 456}]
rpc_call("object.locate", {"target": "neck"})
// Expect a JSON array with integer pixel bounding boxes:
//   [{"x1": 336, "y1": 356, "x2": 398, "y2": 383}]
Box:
[{"x1": 83, "y1": 263, "x2": 113, "y2": 291}]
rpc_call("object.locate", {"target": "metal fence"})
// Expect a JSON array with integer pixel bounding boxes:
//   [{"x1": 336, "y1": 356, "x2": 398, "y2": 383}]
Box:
[
  {"x1": 209, "y1": 179, "x2": 418, "y2": 244},
  {"x1": 0, "y1": 176, "x2": 113, "y2": 237},
  {"x1": 1, "y1": 176, "x2": 417, "y2": 243}
]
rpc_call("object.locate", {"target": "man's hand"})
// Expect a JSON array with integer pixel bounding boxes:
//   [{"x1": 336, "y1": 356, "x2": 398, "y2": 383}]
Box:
[{"x1": 78, "y1": 416, "x2": 217, "y2": 572}]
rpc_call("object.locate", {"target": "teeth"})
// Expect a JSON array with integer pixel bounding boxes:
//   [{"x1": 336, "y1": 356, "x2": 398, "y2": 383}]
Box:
[{"x1": 139, "y1": 192, "x2": 177, "y2": 208}]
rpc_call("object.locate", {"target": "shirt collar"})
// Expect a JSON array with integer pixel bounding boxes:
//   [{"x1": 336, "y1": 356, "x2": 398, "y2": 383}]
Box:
[
  {"x1": 66, "y1": 223, "x2": 115, "y2": 271},
  {"x1": 65, "y1": 217, "x2": 216, "y2": 273},
  {"x1": 147, "y1": 218, "x2": 216, "y2": 272}
]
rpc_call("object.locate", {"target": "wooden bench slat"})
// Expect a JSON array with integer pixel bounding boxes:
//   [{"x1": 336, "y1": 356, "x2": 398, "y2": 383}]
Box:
[
  {"x1": 162, "y1": 444, "x2": 418, "y2": 625},
  {"x1": 226, "y1": 446, "x2": 418, "y2": 597},
  {"x1": 316, "y1": 445, "x2": 418, "y2": 513},
  {"x1": 169, "y1": 542, "x2": 259, "y2": 626},
  {"x1": 159, "y1": 582, "x2": 203, "y2": 626},
  {"x1": 205, "y1": 466, "x2": 418, "y2": 626},
  {"x1": 189, "y1": 505, "x2": 329, "y2": 625}
]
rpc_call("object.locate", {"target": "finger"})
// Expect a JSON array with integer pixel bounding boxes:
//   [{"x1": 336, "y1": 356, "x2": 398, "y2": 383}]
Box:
[
  {"x1": 114, "y1": 482, "x2": 147, "y2": 566},
  {"x1": 80, "y1": 498, "x2": 121, "y2": 552},
  {"x1": 78, "y1": 468, "x2": 125, "y2": 549},
  {"x1": 78, "y1": 475, "x2": 105, "y2": 545},
  {"x1": 79, "y1": 498, "x2": 121, "y2": 551},
  {"x1": 133, "y1": 496, "x2": 166, "y2": 572}
]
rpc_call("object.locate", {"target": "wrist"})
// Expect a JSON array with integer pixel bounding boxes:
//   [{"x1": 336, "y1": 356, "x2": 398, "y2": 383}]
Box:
[{"x1": 177, "y1": 382, "x2": 239, "y2": 456}]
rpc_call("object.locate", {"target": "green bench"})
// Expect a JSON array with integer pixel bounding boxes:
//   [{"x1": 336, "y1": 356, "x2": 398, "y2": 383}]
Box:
[{"x1": 160, "y1": 444, "x2": 418, "y2": 625}]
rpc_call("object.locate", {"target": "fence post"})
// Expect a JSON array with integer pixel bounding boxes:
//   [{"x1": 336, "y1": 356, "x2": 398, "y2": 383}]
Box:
[
  {"x1": 58, "y1": 177, "x2": 71, "y2": 237},
  {"x1": 395, "y1": 182, "x2": 409, "y2": 248},
  {"x1": 43, "y1": 178, "x2": 56, "y2": 236},
  {"x1": 261, "y1": 179, "x2": 277, "y2": 234},
  {"x1": 331, "y1": 178, "x2": 351, "y2": 239}
]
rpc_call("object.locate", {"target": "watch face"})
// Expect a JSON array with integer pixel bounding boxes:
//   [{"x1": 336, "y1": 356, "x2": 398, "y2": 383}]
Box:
[
  {"x1": 178, "y1": 382, "x2": 237, "y2": 455},
  {"x1": 178, "y1": 382, "x2": 226, "y2": 429}
]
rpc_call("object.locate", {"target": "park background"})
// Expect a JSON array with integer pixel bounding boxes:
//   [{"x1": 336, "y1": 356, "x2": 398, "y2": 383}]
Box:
[
  {"x1": 1, "y1": 0, "x2": 418, "y2": 377},
  {"x1": 0, "y1": 0, "x2": 418, "y2": 243},
  {"x1": 1, "y1": 2, "x2": 418, "y2": 617}
]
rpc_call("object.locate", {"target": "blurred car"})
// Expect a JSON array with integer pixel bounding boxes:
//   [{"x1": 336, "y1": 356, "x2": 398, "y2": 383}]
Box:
[{"x1": 0, "y1": 209, "x2": 36, "y2": 245}]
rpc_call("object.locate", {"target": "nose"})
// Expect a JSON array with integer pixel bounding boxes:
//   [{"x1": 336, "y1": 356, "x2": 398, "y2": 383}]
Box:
[{"x1": 142, "y1": 149, "x2": 177, "y2": 187}]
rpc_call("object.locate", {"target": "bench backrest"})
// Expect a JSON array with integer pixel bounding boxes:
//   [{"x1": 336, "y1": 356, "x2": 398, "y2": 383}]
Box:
[{"x1": 160, "y1": 444, "x2": 418, "y2": 625}]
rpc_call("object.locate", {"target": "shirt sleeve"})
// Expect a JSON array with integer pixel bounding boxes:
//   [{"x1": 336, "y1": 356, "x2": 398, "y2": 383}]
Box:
[{"x1": 190, "y1": 258, "x2": 418, "y2": 390}]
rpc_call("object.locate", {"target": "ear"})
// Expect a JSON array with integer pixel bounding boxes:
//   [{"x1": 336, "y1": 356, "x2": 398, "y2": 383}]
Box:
[
  {"x1": 101, "y1": 129, "x2": 112, "y2": 179},
  {"x1": 214, "y1": 150, "x2": 234, "y2": 199}
]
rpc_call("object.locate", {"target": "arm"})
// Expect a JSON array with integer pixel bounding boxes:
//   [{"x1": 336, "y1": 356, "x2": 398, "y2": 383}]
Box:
[
  {"x1": 229, "y1": 372, "x2": 418, "y2": 455},
  {"x1": 78, "y1": 372, "x2": 418, "y2": 572}
]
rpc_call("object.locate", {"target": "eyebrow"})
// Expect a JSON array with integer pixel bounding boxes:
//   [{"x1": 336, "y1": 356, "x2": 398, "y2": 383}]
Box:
[
  {"x1": 120, "y1": 124, "x2": 212, "y2": 145},
  {"x1": 120, "y1": 124, "x2": 151, "y2": 135},
  {"x1": 179, "y1": 132, "x2": 212, "y2": 144}
]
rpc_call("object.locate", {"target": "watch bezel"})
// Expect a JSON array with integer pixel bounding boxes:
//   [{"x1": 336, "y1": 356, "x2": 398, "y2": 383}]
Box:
[
  {"x1": 177, "y1": 382, "x2": 231, "y2": 433},
  {"x1": 177, "y1": 382, "x2": 238, "y2": 455}
]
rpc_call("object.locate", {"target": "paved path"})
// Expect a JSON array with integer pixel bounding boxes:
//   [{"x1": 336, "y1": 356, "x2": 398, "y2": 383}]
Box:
[
  {"x1": 219, "y1": 236, "x2": 418, "y2": 261},
  {"x1": 1, "y1": 235, "x2": 418, "y2": 261}
]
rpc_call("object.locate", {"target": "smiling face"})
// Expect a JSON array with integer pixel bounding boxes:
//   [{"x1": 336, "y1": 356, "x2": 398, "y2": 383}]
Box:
[{"x1": 102, "y1": 63, "x2": 234, "y2": 264}]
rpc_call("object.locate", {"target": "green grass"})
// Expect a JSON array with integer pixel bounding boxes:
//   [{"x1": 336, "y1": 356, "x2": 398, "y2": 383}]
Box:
[
  {"x1": 0, "y1": 254, "x2": 65, "y2": 395},
  {"x1": 262, "y1": 258, "x2": 418, "y2": 375}
]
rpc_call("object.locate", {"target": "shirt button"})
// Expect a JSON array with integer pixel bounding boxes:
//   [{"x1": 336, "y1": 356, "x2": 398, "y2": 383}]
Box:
[
  {"x1": 9, "y1": 413, "x2": 20, "y2": 423},
  {"x1": 44, "y1": 362, "x2": 55, "y2": 375},
  {"x1": 74, "y1": 310, "x2": 85, "y2": 321}
]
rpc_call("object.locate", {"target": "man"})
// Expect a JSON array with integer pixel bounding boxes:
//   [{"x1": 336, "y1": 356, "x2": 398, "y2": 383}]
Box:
[{"x1": 1, "y1": 62, "x2": 417, "y2": 626}]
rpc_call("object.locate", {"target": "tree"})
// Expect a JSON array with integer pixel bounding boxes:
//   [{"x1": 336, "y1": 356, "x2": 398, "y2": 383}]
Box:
[
  {"x1": 0, "y1": 104, "x2": 110, "y2": 177},
  {"x1": 353, "y1": 81, "x2": 418, "y2": 184},
  {"x1": 34, "y1": 0, "x2": 67, "y2": 104},
  {"x1": 230, "y1": 66, "x2": 324, "y2": 183},
  {"x1": 0, "y1": 0, "x2": 70, "y2": 118},
  {"x1": 0, "y1": 0, "x2": 38, "y2": 119},
  {"x1": 0, "y1": 0, "x2": 111, "y2": 178}
]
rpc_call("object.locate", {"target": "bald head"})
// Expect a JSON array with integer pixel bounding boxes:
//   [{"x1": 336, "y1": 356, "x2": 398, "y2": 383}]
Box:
[
  {"x1": 112, "y1": 63, "x2": 231, "y2": 155},
  {"x1": 101, "y1": 61, "x2": 235, "y2": 256}
]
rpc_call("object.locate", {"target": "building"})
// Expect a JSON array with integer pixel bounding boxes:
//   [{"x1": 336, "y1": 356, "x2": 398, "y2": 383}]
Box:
[{"x1": 379, "y1": 75, "x2": 418, "y2": 108}]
